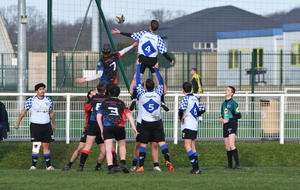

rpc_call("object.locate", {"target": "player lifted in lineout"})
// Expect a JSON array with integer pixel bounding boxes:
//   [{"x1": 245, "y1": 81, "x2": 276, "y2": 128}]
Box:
[{"x1": 111, "y1": 20, "x2": 174, "y2": 112}]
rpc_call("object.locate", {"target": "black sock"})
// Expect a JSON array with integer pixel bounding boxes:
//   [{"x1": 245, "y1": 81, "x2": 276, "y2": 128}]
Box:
[
  {"x1": 132, "y1": 158, "x2": 138, "y2": 166},
  {"x1": 132, "y1": 88, "x2": 137, "y2": 100},
  {"x1": 68, "y1": 162, "x2": 73, "y2": 167},
  {"x1": 193, "y1": 152, "x2": 200, "y2": 170},
  {"x1": 227, "y1": 151, "x2": 233, "y2": 168},
  {"x1": 108, "y1": 165, "x2": 114, "y2": 170},
  {"x1": 161, "y1": 95, "x2": 165, "y2": 103},
  {"x1": 32, "y1": 154, "x2": 39, "y2": 167},
  {"x1": 79, "y1": 151, "x2": 89, "y2": 167},
  {"x1": 153, "y1": 162, "x2": 159, "y2": 167},
  {"x1": 162, "y1": 149, "x2": 170, "y2": 162},
  {"x1": 138, "y1": 152, "x2": 146, "y2": 167},
  {"x1": 112, "y1": 150, "x2": 118, "y2": 167},
  {"x1": 120, "y1": 160, "x2": 126, "y2": 165},
  {"x1": 95, "y1": 163, "x2": 101, "y2": 168},
  {"x1": 44, "y1": 153, "x2": 51, "y2": 167},
  {"x1": 232, "y1": 149, "x2": 240, "y2": 166}
]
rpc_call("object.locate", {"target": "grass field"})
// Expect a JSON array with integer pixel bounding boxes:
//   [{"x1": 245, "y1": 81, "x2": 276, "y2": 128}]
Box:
[{"x1": 1, "y1": 141, "x2": 300, "y2": 189}]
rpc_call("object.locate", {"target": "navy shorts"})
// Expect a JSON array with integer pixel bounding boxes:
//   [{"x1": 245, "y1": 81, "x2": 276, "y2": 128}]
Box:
[
  {"x1": 139, "y1": 120, "x2": 165, "y2": 144},
  {"x1": 86, "y1": 121, "x2": 104, "y2": 144},
  {"x1": 80, "y1": 131, "x2": 87, "y2": 143},
  {"x1": 138, "y1": 55, "x2": 157, "y2": 74},
  {"x1": 223, "y1": 122, "x2": 238, "y2": 138},
  {"x1": 103, "y1": 125, "x2": 126, "y2": 141},
  {"x1": 30, "y1": 122, "x2": 54, "y2": 143},
  {"x1": 136, "y1": 123, "x2": 156, "y2": 142},
  {"x1": 182, "y1": 129, "x2": 198, "y2": 140}
]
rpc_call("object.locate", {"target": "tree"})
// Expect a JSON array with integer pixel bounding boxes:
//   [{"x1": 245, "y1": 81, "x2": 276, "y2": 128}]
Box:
[
  {"x1": 0, "y1": 5, "x2": 47, "y2": 52},
  {"x1": 263, "y1": 11, "x2": 287, "y2": 20},
  {"x1": 146, "y1": 9, "x2": 186, "y2": 23}
]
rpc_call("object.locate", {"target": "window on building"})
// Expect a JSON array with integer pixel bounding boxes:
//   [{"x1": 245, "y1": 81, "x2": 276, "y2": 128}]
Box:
[
  {"x1": 228, "y1": 49, "x2": 239, "y2": 69},
  {"x1": 291, "y1": 43, "x2": 300, "y2": 66},
  {"x1": 253, "y1": 48, "x2": 263, "y2": 68},
  {"x1": 193, "y1": 42, "x2": 217, "y2": 50}
]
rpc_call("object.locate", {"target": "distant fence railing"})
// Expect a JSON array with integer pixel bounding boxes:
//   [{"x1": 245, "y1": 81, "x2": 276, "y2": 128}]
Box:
[
  {"x1": 1, "y1": 92, "x2": 300, "y2": 144},
  {"x1": 1, "y1": 52, "x2": 300, "y2": 92}
]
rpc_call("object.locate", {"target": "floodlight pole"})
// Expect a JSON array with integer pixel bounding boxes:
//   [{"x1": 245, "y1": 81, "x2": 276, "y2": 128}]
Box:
[
  {"x1": 47, "y1": 0, "x2": 52, "y2": 92},
  {"x1": 17, "y1": 0, "x2": 27, "y2": 107},
  {"x1": 94, "y1": 0, "x2": 130, "y2": 91}
]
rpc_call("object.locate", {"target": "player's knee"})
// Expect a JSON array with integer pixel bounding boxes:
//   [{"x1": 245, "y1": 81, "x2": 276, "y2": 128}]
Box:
[
  {"x1": 225, "y1": 145, "x2": 231, "y2": 151},
  {"x1": 32, "y1": 142, "x2": 42, "y2": 153},
  {"x1": 151, "y1": 142, "x2": 158, "y2": 150}
]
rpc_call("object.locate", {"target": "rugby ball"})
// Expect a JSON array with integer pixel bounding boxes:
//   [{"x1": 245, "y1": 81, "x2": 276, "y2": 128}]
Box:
[{"x1": 115, "y1": 14, "x2": 125, "y2": 24}]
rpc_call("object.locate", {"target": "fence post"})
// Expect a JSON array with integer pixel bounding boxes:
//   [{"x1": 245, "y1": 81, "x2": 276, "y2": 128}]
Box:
[
  {"x1": 66, "y1": 93, "x2": 71, "y2": 144},
  {"x1": 279, "y1": 94, "x2": 285, "y2": 144},
  {"x1": 173, "y1": 94, "x2": 179, "y2": 144}
]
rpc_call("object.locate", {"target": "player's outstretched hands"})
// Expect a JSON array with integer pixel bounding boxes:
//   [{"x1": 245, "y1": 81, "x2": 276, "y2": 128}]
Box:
[
  {"x1": 132, "y1": 42, "x2": 138, "y2": 47},
  {"x1": 111, "y1": 28, "x2": 120, "y2": 34},
  {"x1": 75, "y1": 78, "x2": 86, "y2": 84},
  {"x1": 170, "y1": 60, "x2": 175, "y2": 65}
]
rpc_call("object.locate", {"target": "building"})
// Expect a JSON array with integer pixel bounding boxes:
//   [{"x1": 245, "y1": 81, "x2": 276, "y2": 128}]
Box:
[
  {"x1": 217, "y1": 23, "x2": 300, "y2": 86},
  {"x1": 157, "y1": 5, "x2": 281, "y2": 52}
]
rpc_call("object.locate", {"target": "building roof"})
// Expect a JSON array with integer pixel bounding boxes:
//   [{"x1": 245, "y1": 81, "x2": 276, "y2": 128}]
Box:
[
  {"x1": 276, "y1": 8, "x2": 300, "y2": 24},
  {"x1": 217, "y1": 28, "x2": 283, "y2": 39},
  {"x1": 0, "y1": 13, "x2": 14, "y2": 54},
  {"x1": 157, "y1": 5, "x2": 282, "y2": 52}
]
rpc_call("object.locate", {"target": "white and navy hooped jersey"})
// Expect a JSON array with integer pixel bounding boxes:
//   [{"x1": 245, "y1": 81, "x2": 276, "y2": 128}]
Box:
[
  {"x1": 131, "y1": 31, "x2": 167, "y2": 58},
  {"x1": 179, "y1": 94, "x2": 205, "y2": 131},
  {"x1": 136, "y1": 98, "x2": 143, "y2": 124},
  {"x1": 24, "y1": 95, "x2": 53, "y2": 124},
  {"x1": 136, "y1": 84, "x2": 164, "y2": 122}
]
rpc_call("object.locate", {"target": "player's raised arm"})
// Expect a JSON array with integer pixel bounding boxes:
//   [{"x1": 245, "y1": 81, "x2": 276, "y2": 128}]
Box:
[
  {"x1": 119, "y1": 42, "x2": 138, "y2": 56},
  {"x1": 75, "y1": 70, "x2": 103, "y2": 84},
  {"x1": 111, "y1": 28, "x2": 132, "y2": 38}
]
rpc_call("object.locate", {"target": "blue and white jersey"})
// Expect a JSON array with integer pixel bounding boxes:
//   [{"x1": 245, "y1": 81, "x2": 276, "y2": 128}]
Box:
[
  {"x1": 136, "y1": 98, "x2": 143, "y2": 124},
  {"x1": 136, "y1": 84, "x2": 164, "y2": 122},
  {"x1": 24, "y1": 95, "x2": 53, "y2": 124},
  {"x1": 179, "y1": 94, "x2": 205, "y2": 131},
  {"x1": 131, "y1": 31, "x2": 167, "y2": 58}
]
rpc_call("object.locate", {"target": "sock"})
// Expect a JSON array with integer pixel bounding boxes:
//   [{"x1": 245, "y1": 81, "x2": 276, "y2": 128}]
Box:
[
  {"x1": 112, "y1": 150, "x2": 118, "y2": 167},
  {"x1": 79, "y1": 150, "x2": 89, "y2": 167},
  {"x1": 161, "y1": 95, "x2": 165, "y2": 103},
  {"x1": 95, "y1": 163, "x2": 101, "y2": 168},
  {"x1": 153, "y1": 162, "x2": 159, "y2": 167},
  {"x1": 160, "y1": 144, "x2": 170, "y2": 162},
  {"x1": 108, "y1": 165, "x2": 114, "y2": 170},
  {"x1": 132, "y1": 88, "x2": 137, "y2": 100},
  {"x1": 32, "y1": 154, "x2": 39, "y2": 167},
  {"x1": 44, "y1": 153, "x2": 51, "y2": 167},
  {"x1": 120, "y1": 160, "x2": 126, "y2": 165},
  {"x1": 232, "y1": 149, "x2": 240, "y2": 166},
  {"x1": 187, "y1": 150, "x2": 197, "y2": 170},
  {"x1": 227, "y1": 150, "x2": 233, "y2": 168},
  {"x1": 138, "y1": 147, "x2": 146, "y2": 167},
  {"x1": 193, "y1": 152, "x2": 199, "y2": 170},
  {"x1": 132, "y1": 158, "x2": 138, "y2": 166},
  {"x1": 68, "y1": 162, "x2": 73, "y2": 167}
]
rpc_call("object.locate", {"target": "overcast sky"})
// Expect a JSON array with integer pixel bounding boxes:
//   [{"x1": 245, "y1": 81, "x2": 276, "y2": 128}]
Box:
[{"x1": 1, "y1": 0, "x2": 300, "y2": 23}]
